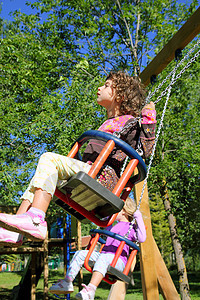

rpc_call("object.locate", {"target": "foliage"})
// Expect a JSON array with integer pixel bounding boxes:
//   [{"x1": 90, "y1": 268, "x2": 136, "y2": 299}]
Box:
[
  {"x1": 0, "y1": 0, "x2": 199, "y2": 271},
  {"x1": 0, "y1": 27, "x2": 63, "y2": 203},
  {"x1": 150, "y1": 192, "x2": 173, "y2": 267},
  {"x1": 8, "y1": 0, "x2": 198, "y2": 75}
]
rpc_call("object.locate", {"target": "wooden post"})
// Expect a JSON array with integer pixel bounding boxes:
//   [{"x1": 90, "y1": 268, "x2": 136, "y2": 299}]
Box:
[
  {"x1": 153, "y1": 238, "x2": 180, "y2": 299},
  {"x1": 107, "y1": 256, "x2": 136, "y2": 300},
  {"x1": 134, "y1": 177, "x2": 159, "y2": 300},
  {"x1": 140, "y1": 7, "x2": 200, "y2": 86},
  {"x1": 107, "y1": 281, "x2": 128, "y2": 300},
  {"x1": 134, "y1": 171, "x2": 180, "y2": 299}
]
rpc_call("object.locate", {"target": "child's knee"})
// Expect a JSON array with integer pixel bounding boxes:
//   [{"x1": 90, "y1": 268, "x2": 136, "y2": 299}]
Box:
[{"x1": 39, "y1": 152, "x2": 56, "y2": 163}]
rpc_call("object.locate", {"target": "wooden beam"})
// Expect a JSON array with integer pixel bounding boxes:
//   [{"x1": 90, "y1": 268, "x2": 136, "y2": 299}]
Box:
[
  {"x1": 140, "y1": 7, "x2": 200, "y2": 86},
  {"x1": 134, "y1": 172, "x2": 159, "y2": 300},
  {"x1": 107, "y1": 257, "x2": 136, "y2": 300},
  {"x1": 153, "y1": 238, "x2": 180, "y2": 300}
]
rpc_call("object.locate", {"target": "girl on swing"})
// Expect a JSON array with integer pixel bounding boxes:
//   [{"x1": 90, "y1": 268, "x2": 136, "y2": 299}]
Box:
[
  {"x1": 0, "y1": 70, "x2": 156, "y2": 247},
  {"x1": 49, "y1": 197, "x2": 146, "y2": 299}
]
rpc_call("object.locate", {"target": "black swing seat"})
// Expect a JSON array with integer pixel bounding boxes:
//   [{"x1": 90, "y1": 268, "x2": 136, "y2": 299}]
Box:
[
  {"x1": 107, "y1": 265, "x2": 131, "y2": 284},
  {"x1": 53, "y1": 171, "x2": 124, "y2": 222}
]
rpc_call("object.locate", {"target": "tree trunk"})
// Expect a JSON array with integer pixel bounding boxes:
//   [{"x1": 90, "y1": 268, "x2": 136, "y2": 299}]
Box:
[{"x1": 161, "y1": 181, "x2": 191, "y2": 300}]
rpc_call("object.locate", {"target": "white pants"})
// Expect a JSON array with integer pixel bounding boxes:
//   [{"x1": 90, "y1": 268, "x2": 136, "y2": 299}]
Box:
[
  {"x1": 21, "y1": 152, "x2": 91, "y2": 203},
  {"x1": 67, "y1": 250, "x2": 125, "y2": 280}
]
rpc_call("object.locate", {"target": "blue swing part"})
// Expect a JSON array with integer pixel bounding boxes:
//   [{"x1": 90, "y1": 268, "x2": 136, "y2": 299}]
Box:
[
  {"x1": 54, "y1": 130, "x2": 147, "y2": 227},
  {"x1": 84, "y1": 228, "x2": 140, "y2": 284}
]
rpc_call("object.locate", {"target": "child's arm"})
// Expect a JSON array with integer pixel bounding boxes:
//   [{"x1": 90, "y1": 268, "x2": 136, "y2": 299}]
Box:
[
  {"x1": 140, "y1": 101, "x2": 156, "y2": 159},
  {"x1": 141, "y1": 101, "x2": 156, "y2": 123},
  {"x1": 133, "y1": 210, "x2": 146, "y2": 243}
]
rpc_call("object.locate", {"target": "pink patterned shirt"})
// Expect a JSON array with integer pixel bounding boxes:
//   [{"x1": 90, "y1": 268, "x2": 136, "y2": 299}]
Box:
[{"x1": 98, "y1": 115, "x2": 133, "y2": 134}]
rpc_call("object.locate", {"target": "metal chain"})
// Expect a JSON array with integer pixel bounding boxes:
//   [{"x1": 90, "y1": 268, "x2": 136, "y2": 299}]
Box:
[
  {"x1": 120, "y1": 45, "x2": 200, "y2": 183},
  {"x1": 154, "y1": 48, "x2": 200, "y2": 105},
  {"x1": 125, "y1": 38, "x2": 200, "y2": 240},
  {"x1": 124, "y1": 71, "x2": 176, "y2": 239},
  {"x1": 146, "y1": 38, "x2": 200, "y2": 104},
  {"x1": 137, "y1": 67, "x2": 177, "y2": 210},
  {"x1": 112, "y1": 41, "x2": 200, "y2": 178},
  {"x1": 173, "y1": 47, "x2": 200, "y2": 82},
  {"x1": 113, "y1": 118, "x2": 140, "y2": 138}
]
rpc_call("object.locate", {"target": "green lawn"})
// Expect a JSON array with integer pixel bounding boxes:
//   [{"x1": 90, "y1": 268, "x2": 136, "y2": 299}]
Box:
[{"x1": 0, "y1": 269, "x2": 199, "y2": 299}]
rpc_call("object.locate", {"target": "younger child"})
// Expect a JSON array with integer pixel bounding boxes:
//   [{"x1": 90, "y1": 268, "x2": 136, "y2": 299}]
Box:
[
  {"x1": 49, "y1": 197, "x2": 146, "y2": 299},
  {"x1": 0, "y1": 71, "x2": 156, "y2": 246}
]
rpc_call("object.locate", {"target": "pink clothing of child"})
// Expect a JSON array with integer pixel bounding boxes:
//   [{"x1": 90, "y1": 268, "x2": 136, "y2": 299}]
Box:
[
  {"x1": 101, "y1": 210, "x2": 146, "y2": 265},
  {"x1": 65, "y1": 210, "x2": 146, "y2": 280},
  {"x1": 98, "y1": 115, "x2": 133, "y2": 133}
]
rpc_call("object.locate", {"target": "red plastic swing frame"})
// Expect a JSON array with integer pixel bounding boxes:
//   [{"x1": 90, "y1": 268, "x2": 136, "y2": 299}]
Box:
[
  {"x1": 84, "y1": 232, "x2": 138, "y2": 284},
  {"x1": 54, "y1": 139, "x2": 139, "y2": 227}
]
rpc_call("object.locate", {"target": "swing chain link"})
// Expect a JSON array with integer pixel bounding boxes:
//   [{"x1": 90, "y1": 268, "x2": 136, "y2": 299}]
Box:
[
  {"x1": 137, "y1": 66, "x2": 177, "y2": 210},
  {"x1": 137, "y1": 38, "x2": 200, "y2": 209},
  {"x1": 113, "y1": 118, "x2": 140, "y2": 138},
  {"x1": 146, "y1": 38, "x2": 200, "y2": 104},
  {"x1": 173, "y1": 46, "x2": 200, "y2": 82}
]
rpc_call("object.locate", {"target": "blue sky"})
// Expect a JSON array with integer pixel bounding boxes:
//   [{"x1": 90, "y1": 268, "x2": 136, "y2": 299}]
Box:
[
  {"x1": 1, "y1": 0, "x2": 199, "y2": 21},
  {"x1": 1, "y1": 0, "x2": 37, "y2": 20}
]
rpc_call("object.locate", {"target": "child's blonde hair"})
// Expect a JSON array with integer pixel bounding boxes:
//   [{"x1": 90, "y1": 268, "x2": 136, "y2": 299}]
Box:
[{"x1": 123, "y1": 197, "x2": 136, "y2": 222}]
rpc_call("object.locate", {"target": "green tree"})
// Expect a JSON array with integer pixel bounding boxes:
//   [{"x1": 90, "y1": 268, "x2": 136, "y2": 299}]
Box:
[
  {"x1": 0, "y1": 29, "x2": 62, "y2": 203},
  {"x1": 150, "y1": 52, "x2": 200, "y2": 257},
  {"x1": 1, "y1": 2, "x2": 199, "y2": 297},
  {"x1": 26, "y1": 0, "x2": 197, "y2": 75}
]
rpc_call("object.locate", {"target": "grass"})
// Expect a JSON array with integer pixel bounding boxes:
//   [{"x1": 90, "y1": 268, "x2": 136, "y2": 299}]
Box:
[{"x1": 0, "y1": 269, "x2": 200, "y2": 299}]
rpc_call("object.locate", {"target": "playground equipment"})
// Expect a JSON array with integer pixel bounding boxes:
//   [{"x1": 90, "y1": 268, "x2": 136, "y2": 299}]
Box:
[
  {"x1": 0, "y1": 206, "x2": 75, "y2": 300},
  {"x1": 54, "y1": 130, "x2": 147, "y2": 227},
  {"x1": 85, "y1": 228, "x2": 140, "y2": 284}
]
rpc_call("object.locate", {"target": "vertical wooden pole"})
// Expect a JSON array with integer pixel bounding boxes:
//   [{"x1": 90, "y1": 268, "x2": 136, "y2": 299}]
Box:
[
  {"x1": 134, "y1": 176, "x2": 159, "y2": 300},
  {"x1": 107, "y1": 281, "x2": 128, "y2": 300}
]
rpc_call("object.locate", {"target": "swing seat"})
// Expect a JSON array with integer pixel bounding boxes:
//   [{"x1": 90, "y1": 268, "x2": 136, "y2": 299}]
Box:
[
  {"x1": 84, "y1": 228, "x2": 140, "y2": 284},
  {"x1": 87, "y1": 261, "x2": 131, "y2": 284},
  {"x1": 106, "y1": 265, "x2": 131, "y2": 284},
  {"x1": 54, "y1": 130, "x2": 147, "y2": 227},
  {"x1": 54, "y1": 171, "x2": 124, "y2": 222}
]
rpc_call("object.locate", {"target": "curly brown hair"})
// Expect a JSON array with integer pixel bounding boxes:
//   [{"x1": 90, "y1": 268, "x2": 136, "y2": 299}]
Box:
[{"x1": 106, "y1": 71, "x2": 146, "y2": 117}]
